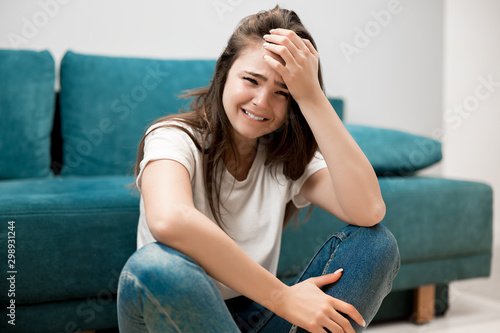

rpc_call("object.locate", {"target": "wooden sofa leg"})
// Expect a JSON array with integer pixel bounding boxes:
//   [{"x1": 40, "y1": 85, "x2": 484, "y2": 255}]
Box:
[{"x1": 412, "y1": 284, "x2": 436, "y2": 324}]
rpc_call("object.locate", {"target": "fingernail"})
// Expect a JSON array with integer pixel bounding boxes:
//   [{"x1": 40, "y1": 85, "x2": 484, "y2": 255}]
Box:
[
  {"x1": 362, "y1": 319, "x2": 367, "y2": 327},
  {"x1": 263, "y1": 42, "x2": 270, "y2": 48},
  {"x1": 270, "y1": 29, "x2": 276, "y2": 33},
  {"x1": 263, "y1": 34, "x2": 270, "y2": 39},
  {"x1": 334, "y1": 268, "x2": 343, "y2": 274}
]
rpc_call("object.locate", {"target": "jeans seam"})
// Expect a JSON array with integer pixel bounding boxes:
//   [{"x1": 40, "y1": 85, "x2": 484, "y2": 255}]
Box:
[
  {"x1": 321, "y1": 231, "x2": 347, "y2": 275},
  {"x1": 321, "y1": 249, "x2": 336, "y2": 276},
  {"x1": 282, "y1": 232, "x2": 344, "y2": 333},
  {"x1": 122, "y1": 271, "x2": 183, "y2": 333},
  {"x1": 292, "y1": 231, "x2": 342, "y2": 284}
]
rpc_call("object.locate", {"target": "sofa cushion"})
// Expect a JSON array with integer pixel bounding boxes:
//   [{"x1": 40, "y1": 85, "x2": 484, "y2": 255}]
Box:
[
  {"x1": 0, "y1": 176, "x2": 139, "y2": 305},
  {"x1": 13, "y1": 298, "x2": 118, "y2": 333},
  {"x1": 0, "y1": 49, "x2": 55, "y2": 179},
  {"x1": 59, "y1": 51, "x2": 216, "y2": 176},
  {"x1": 345, "y1": 124, "x2": 442, "y2": 175}
]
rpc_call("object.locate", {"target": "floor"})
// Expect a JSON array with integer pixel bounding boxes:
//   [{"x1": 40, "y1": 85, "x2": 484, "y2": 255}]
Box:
[{"x1": 367, "y1": 243, "x2": 500, "y2": 332}]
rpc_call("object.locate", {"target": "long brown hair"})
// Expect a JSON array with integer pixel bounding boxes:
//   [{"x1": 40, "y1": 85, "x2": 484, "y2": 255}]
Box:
[{"x1": 135, "y1": 5, "x2": 324, "y2": 226}]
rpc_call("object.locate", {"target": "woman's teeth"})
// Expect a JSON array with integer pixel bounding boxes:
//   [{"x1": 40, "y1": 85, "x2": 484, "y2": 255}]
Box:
[{"x1": 243, "y1": 109, "x2": 265, "y2": 121}]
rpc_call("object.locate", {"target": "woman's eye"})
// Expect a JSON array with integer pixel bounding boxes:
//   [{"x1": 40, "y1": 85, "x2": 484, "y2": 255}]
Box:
[
  {"x1": 243, "y1": 77, "x2": 258, "y2": 85},
  {"x1": 276, "y1": 91, "x2": 289, "y2": 98}
]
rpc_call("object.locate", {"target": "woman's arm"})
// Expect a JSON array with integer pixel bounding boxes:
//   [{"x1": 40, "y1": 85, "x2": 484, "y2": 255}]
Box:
[
  {"x1": 142, "y1": 159, "x2": 282, "y2": 305},
  {"x1": 298, "y1": 101, "x2": 386, "y2": 226},
  {"x1": 141, "y1": 159, "x2": 364, "y2": 332},
  {"x1": 263, "y1": 29, "x2": 385, "y2": 226}
]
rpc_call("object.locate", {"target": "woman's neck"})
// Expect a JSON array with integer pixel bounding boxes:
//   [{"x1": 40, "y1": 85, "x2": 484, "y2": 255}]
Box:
[{"x1": 224, "y1": 136, "x2": 258, "y2": 181}]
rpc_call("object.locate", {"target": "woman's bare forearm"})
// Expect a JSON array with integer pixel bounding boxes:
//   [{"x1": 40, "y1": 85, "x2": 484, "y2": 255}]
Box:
[
  {"x1": 149, "y1": 206, "x2": 287, "y2": 312},
  {"x1": 299, "y1": 92, "x2": 385, "y2": 225},
  {"x1": 142, "y1": 160, "x2": 286, "y2": 311}
]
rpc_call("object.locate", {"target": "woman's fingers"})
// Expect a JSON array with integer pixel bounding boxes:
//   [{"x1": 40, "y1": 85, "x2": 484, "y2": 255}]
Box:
[
  {"x1": 262, "y1": 28, "x2": 321, "y2": 103},
  {"x1": 331, "y1": 297, "x2": 366, "y2": 328},
  {"x1": 324, "y1": 311, "x2": 354, "y2": 333},
  {"x1": 262, "y1": 41, "x2": 296, "y2": 69},
  {"x1": 263, "y1": 31, "x2": 312, "y2": 67},
  {"x1": 310, "y1": 304, "x2": 356, "y2": 333},
  {"x1": 268, "y1": 28, "x2": 310, "y2": 53},
  {"x1": 302, "y1": 37, "x2": 319, "y2": 56},
  {"x1": 262, "y1": 53, "x2": 285, "y2": 78},
  {"x1": 278, "y1": 276, "x2": 367, "y2": 333},
  {"x1": 263, "y1": 35, "x2": 300, "y2": 63},
  {"x1": 309, "y1": 268, "x2": 344, "y2": 288},
  {"x1": 308, "y1": 270, "x2": 366, "y2": 329}
]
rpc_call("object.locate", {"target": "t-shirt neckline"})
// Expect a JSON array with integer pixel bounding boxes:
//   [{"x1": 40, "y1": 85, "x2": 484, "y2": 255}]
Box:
[{"x1": 223, "y1": 144, "x2": 265, "y2": 184}]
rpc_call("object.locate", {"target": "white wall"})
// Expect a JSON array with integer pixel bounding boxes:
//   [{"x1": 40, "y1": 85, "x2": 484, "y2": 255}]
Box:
[
  {"x1": 0, "y1": 0, "x2": 443, "y2": 137},
  {"x1": 443, "y1": 0, "x2": 500, "y2": 245}
]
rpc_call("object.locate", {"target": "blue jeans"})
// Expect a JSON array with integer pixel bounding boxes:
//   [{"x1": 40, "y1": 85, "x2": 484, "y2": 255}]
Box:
[{"x1": 118, "y1": 224, "x2": 400, "y2": 332}]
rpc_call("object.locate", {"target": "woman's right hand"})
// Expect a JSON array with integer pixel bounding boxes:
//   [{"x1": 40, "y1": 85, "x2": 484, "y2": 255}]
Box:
[{"x1": 273, "y1": 269, "x2": 365, "y2": 333}]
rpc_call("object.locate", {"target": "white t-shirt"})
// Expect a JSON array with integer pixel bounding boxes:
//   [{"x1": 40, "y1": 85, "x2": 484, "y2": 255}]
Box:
[{"x1": 136, "y1": 121, "x2": 327, "y2": 300}]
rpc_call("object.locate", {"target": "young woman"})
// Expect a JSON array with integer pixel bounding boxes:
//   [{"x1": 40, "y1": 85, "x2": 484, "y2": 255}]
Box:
[{"x1": 118, "y1": 6, "x2": 400, "y2": 333}]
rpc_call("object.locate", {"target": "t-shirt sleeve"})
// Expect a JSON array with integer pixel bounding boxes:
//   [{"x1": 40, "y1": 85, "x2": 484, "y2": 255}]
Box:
[
  {"x1": 290, "y1": 151, "x2": 327, "y2": 208},
  {"x1": 136, "y1": 123, "x2": 196, "y2": 191}
]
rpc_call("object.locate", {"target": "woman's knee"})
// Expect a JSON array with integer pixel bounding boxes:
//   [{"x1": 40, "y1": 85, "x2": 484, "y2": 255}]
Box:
[
  {"x1": 360, "y1": 224, "x2": 400, "y2": 277},
  {"x1": 339, "y1": 223, "x2": 400, "y2": 274},
  {"x1": 119, "y1": 242, "x2": 209, "y2": 298},
  {"x1": 368, "y1": 224, "x2": 399, "y2": 255}
]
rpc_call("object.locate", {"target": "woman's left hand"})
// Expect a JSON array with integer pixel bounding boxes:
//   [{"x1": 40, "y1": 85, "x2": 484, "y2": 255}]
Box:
[{"x1": 263, "y1": 28, "x2": 322, "y2": 104}]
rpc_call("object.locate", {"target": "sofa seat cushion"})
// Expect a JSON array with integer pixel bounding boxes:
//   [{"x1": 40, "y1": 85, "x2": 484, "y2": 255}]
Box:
[
  {"x1": 0, "y1": 176, "x2": 139, "y2": 305},
  {"x1": 379, "y1": 177, "x2": 492, "y2": 262},
  {"x1": 0, "y1": 49, "x2": 55, "y2": 179},
  {"x1": 278, "y1": 177, "x2": 493, "y2": 288},
  {"x1": 345, "y1": 124, "x2": 442, "y2": 176}
]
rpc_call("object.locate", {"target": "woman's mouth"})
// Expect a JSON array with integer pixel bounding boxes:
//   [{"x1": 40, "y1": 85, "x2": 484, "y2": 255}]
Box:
[{"x1": 242, "y1": 109, "x2": 266, "y2": 121}]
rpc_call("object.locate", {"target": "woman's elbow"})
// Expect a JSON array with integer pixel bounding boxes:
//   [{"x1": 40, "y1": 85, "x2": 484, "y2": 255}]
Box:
[
  {"x1": 147, "y1": 206, "x2": 192, "y2": 245},
  {"x1": 148, "y1": 218, "x2": 176, "y2": 245},
  {"x1": 370, "y1": 200, "x2": 386, "y2": 226},
  {"x1": 354, "y1": 200, "x2": 386, "y2": 227}
]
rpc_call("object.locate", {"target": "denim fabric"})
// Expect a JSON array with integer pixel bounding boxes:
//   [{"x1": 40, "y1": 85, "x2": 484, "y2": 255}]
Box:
[{"x1": 118, "y1": 224, "x2": 400, "y2": 332}]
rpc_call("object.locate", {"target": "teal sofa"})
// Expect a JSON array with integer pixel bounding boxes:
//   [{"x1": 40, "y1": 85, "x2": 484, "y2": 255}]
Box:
[{"x1": 0, "y1": 49, "x2": 493, "y2": 333}]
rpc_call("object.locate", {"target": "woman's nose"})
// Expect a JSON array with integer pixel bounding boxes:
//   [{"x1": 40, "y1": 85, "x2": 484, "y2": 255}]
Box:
[{"x1": 252, "y1": 88, "x2": 271, "y2": 109}]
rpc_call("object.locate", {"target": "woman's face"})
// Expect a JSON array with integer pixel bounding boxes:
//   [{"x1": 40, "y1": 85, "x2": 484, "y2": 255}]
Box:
[{"x1": 222, "y1": 42, "x2": 290, "y2": 146}]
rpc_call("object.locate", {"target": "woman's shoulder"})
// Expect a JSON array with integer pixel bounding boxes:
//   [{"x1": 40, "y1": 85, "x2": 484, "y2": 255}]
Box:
[
  {"x1": 145, "y1": 116, "x2": 205, "y2": 150},
  {"x1": 147, "y1": 115, "x2": 206, "y2": 138},
  {"x1": 146, "y1": 118, "x2": 193, "y2": 135}
]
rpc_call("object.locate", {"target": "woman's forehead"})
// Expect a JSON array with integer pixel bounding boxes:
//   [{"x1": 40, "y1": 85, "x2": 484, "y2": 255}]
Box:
[{"x1": 232, "y1": 43, "x2": 285, "y2": 77}]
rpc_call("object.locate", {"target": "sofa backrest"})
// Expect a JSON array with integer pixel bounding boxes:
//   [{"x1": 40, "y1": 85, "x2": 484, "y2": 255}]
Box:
[
  {"x1": 59, "y1": 51, "x2": 217, "y2": 176},
  {"x1": 0, "y1": 49, "x2": 55, "y2": 180}
]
